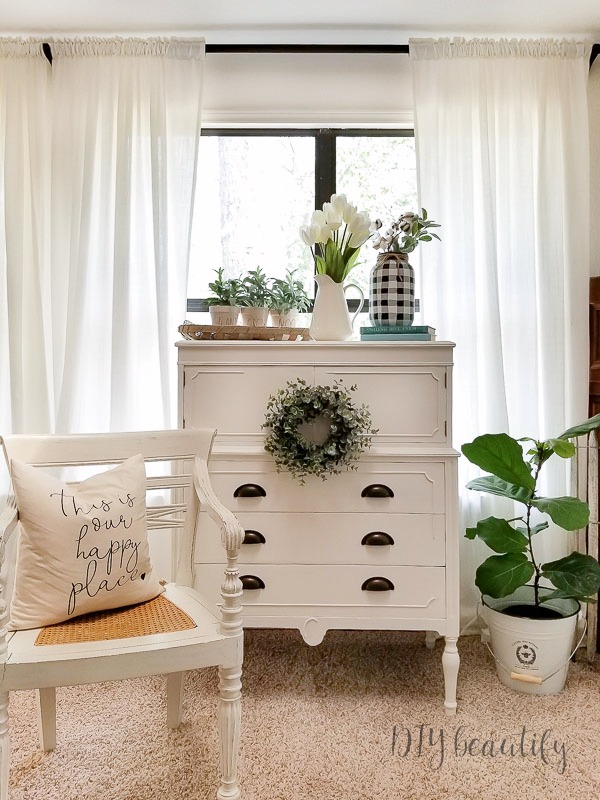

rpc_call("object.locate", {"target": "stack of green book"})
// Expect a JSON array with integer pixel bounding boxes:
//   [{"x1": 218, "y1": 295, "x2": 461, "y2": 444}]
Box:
[{"x1": 360, "y1": 325, "x2": 436, "y2": 342}]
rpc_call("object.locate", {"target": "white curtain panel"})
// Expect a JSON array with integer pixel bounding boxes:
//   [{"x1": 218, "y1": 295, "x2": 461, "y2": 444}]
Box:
[
  {"x1": 49, "y1": 38, "x2": 204, "y2": 432},
  {"x1": 410, "y1": 38, "x2": 591, "y2": 631},
  {"x1": 0, "y1": 40, "x2": 53, "y2": 435}
]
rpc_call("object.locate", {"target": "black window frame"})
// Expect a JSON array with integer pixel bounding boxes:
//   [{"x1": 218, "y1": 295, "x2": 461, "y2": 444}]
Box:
[{"x1": 187, "y1": 126, "x2": 415, "y2": 314}]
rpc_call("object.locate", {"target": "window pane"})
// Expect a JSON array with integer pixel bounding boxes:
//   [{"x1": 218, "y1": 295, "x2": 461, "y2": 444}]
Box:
[
  {"x1": 336, "y1": 136, "x2": 418, "y2": 294},
  {"x1": 188, "y1": 136, "x2": 315, "y2": 299}
]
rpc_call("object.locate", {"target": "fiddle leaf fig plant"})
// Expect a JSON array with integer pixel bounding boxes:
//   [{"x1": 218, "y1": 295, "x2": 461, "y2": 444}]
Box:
[{"x1": 462, "y1": 413, "x2": 600, "y2": 607}]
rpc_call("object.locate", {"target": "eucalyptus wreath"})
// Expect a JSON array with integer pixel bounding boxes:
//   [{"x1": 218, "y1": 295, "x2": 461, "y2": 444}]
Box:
[{"x1": 262, "y1": 378, "x2": 377, "y2": 483}]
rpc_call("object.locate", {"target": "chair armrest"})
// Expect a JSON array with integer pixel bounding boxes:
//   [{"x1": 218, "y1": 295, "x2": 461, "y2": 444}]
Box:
[
  {"x1": 0, "y1": 495, "x2": 17, "y2": 644},
  {"x1": 0, "y1": 494, "x2": 18, "y2": 550},
  {"x1": 193, "y1": 458, "x2": 244, "y2": 553}
]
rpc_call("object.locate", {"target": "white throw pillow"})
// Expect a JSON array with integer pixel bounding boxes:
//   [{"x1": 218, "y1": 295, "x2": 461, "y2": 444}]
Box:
[{"x1": 9, "y1": 453, "x2": 164, "y2": 630}]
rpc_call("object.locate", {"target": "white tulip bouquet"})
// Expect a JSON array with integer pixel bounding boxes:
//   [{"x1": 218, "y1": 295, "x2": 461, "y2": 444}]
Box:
[{"x1": 299, "y1": 193, "x2": 373, "y2": 283}]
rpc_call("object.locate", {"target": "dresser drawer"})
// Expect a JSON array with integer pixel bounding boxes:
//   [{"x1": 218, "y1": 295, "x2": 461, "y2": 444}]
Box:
[
  {"x1": 182, "y1": 359, "x2": 448, "y2": 443},
  {"x1": 182, "y1": 364, "x2": 313, "y2": 434},
  {"x1": 315, "y1": 365, "x2": 447, "y2": 442},
  {"x1": 196, "y1": 564, "x2": 446, "y2": 619},
  {"x1": 208, "y1": 462, "x2": 446, "y2": 514},
  {"x1": 197, "y1": 511, "x2": 446, "y2": 566}
]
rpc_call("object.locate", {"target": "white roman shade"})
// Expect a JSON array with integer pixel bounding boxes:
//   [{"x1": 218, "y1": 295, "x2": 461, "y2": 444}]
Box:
[{"x1": 202, "y1": 51, "x2": 413, "y2": 127}]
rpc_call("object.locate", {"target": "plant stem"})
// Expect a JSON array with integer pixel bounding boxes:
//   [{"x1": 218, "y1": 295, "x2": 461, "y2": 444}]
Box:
[
  {"x1": 527, "y1": 445, "x2": 544, "y2": 606},
  {"x1": 338, "y1": 224, "x2": 349, "y2": 255}
]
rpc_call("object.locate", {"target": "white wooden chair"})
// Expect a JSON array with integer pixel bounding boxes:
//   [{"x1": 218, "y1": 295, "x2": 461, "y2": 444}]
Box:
[{"x1": 0, "y1": 428, "x2": 244, "y2": 800}]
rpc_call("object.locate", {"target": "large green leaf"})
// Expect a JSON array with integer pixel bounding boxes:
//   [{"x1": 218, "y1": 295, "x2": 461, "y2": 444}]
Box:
[
  {"x1": 530, "y1": 496, "x2": 590, "y2": 531},
  {"x1": 558, "y1": 413, "x2": 600, "y2": 440},
  {"x1": 324, "y1": 239, "x2": 346, "y2": 282},
  {"x1": 475, "y1": 553, "x2": 535, "y2": 598},
  {"x1": 342, "y1": 246, "x2": 360, "y2": 272},
  {"x1": 465, "y1": 516, "x2": 528, "y2": 554},
  {"x1": 541, "y1": 552, "x2": 600, "y2": 602},
  {"x1": 461, "y1": 433, "x2": 535, "y2": 490},
  {"x1": 516, "y1": 522, "x2": 548, "y2": 537},
  {"x1": 466, "y1": 476, "x2": 532, "y2": 504},
  {"x1": 546, "y1": 438, "x2": 576, "y2": 458}
]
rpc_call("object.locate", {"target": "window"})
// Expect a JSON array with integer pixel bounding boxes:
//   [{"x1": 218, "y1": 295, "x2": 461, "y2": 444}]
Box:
[{"x1": 187, "y1": 128, "x2": 417, "y2": 313}]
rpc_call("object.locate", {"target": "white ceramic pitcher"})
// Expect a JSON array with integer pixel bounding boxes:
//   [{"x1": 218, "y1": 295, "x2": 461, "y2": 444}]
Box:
[{"x1": 309, "y1": 274, "x2": 365, "y2": 341}]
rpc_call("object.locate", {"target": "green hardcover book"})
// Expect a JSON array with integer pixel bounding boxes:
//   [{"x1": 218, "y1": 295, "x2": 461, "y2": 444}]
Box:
[
  {"x1": 360, "y1": 324, "x2": 435, "y2": 335},
  {"x1": 360, "y1": 333, "x2": 435, "y2": 341}
]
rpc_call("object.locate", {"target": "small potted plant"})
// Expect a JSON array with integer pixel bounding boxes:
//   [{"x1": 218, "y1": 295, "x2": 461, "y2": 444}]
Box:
[
  {"x1": 206, "y1": 267, "x2": 243, "y2": 326},
  {"x1": 461, "y1": 413, "x2": 600, "y2": 694},
  {"x1": 269, "y1": 268, "x2": 311, "y2": 327},
  {"x1": 239, "y1": 267, "x2": 273, "y2": 327}
]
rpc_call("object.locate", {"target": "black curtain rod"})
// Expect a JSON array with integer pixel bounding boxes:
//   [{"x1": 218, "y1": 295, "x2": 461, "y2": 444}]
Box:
[
  {"x1": 205, "y1": 44, "x2": 409, "y2": 54},
  {"x1": 41, "y1": 42, "x2": 409, "y2": 64},
  {"x1": 207, "y1": 42, "x2": 599, "y2": 65},
  {"x1": 41, "y1": 41, "x2": 599, "y2": 66}
]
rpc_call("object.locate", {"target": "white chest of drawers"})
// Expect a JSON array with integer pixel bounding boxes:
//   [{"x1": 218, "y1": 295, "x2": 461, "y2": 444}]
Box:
[{"x1": 177, "y1": 340, "x2": 460, "y2": 713}]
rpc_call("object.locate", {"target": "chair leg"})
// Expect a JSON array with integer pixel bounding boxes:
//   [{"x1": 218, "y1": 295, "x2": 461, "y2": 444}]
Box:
[
  {"x1": 0, "y1": 692, "x2": 8, "y2": 800},
  {"x1": 217, "y1": 665, "x2": 241, "y2": 800},
  {"x1": 36, "y1": 687, "x2": 57, "y2": 751},
  {"x1": 166, "y1": 672, "x2": 185, "y2": 729}
]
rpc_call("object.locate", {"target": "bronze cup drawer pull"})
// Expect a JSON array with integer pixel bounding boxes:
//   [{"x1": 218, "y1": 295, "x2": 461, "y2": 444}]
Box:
[
  {"x1": 233, "y1": 483, "x2": 267, "y2": 498},
  {"x1": 361, "y1": 576, "x2": 395, "y2": 592},
  {"x1": 243, "y1": 529, "x2": 266, "y2": 545},
  {"x1": 361, "y1": 531, "x2": 395, "y2": 547},
  {"x1": 361, "y1": 484, "x2": 394, "y2": 499},
  {"x1": 240, "y1": 575, "x2": 266, "y2": 590}
]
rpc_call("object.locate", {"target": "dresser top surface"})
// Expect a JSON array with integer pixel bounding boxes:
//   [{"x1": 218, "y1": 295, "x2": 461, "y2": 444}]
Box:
[
  {"x1": 177, "y1": 339, "x2": 455, "y2": 366},
  {"x1": 176, "y1": 340, "x2": 454, "y2": 348}
]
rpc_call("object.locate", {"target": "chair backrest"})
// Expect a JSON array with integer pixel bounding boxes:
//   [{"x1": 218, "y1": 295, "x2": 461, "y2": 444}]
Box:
[{"x1": 1, "y1": 428, "x2": 217, "y2": 593}]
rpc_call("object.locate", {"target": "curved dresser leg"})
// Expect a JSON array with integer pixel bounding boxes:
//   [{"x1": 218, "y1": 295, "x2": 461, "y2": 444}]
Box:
[
  {"x1": 300, "y1": 617, "x2": 326, "y2": 646},
  {"x1": 442, "y1": 637, "x2": 459, "y2": 715}
]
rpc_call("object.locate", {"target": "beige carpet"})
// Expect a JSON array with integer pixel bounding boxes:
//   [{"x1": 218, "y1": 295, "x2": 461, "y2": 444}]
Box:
[{"x1": 9, "y1": 629, "x2": 600, "y2": 800}]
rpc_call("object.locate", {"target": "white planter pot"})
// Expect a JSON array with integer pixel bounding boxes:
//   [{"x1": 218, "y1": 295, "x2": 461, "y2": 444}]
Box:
[
  {"x1": 209, "y1": 305, "x2": 240, "y2": 326},
  {"x1": 279, "y1": 310, "x2": 304, "y2": 327},
  {"x1": 239, "y1": 307, "x2": 269, "y2": 327},
  {"x1": 270, "y1": 309, "x2": 303, "y2": 327},
  {"x1": 481, "y1": 586, "x2": 581, "y2": 695}
]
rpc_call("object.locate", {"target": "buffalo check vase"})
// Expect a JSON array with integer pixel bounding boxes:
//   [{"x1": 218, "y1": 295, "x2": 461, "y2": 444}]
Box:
[{"x1": 369, "y1": 252, "x2": 415, "y2": 326}]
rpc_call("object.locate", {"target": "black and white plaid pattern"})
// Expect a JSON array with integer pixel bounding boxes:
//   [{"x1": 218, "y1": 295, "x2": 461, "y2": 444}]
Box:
[{"x1": 368, "y1": 254, "x2": 415, "y2": 326}]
